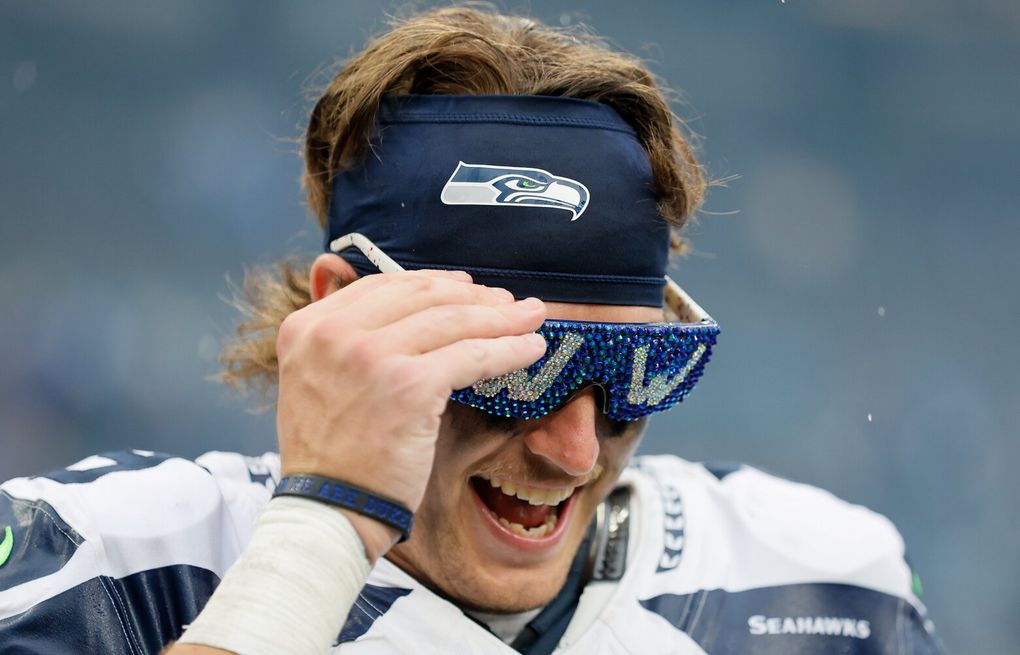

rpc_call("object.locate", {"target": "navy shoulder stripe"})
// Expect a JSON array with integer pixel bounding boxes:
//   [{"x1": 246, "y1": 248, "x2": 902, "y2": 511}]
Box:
[
  {"x1": 0, "y1": 565, "x2": 219, "y2": 655},
  {"x1": 700, "y1": 461, "x2": 745, "y2": 481},
  {"x1": 109, "y1": 565, "x2": 220, "y2": 654},
  {"x1": 640, "y1": 582, "x2": 945, "y2": 654},
  {"x1": 0, "y1": 490, "x2": 83, "y2": 592},
  {"x1": 336, "y1": 584, "x2": 412, "y2": 645},
  {"x1": 37, "y1": 451, "x2": 175, "y2": 485}
]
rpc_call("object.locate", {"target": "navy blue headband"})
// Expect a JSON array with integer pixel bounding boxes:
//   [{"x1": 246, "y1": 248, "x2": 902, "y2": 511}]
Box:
[{"x1": 326, "y1": 95, "x2": 670, "y2": 306}]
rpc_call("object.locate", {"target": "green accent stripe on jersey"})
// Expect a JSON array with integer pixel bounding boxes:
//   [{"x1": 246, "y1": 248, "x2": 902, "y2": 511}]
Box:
[
  {"x1": 0, "y1": 526, "x2": 13, "y2": 568},
  {"x1": 912, "y1": 571, "x2": 924, "y2": 597}
]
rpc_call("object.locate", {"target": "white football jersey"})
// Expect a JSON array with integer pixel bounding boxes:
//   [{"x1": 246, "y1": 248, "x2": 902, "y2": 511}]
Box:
[{"x1": 0, "y1": 450, "x2": 943, "y2": 654}]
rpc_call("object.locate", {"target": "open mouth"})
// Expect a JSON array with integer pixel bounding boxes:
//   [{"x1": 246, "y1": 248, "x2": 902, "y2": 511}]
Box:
[{"x1": 469, "y1": 475, "x2": 577, "y2": 539}]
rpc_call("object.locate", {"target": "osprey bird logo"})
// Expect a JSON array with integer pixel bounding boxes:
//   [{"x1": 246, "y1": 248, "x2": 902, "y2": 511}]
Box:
[{"x1": 440, "y1": 162, "x2": 590, "y2": 220}]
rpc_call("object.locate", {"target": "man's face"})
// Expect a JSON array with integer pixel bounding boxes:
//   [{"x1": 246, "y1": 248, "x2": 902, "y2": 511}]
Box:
[{"x1": 386, "y1": 302, "x2": 663, "y2": 612}]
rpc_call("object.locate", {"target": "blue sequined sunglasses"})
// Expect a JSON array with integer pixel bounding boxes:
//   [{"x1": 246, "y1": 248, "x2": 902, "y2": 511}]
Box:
[{"x1": 331, "y1": 233, "x2": 720, "y2": 421}]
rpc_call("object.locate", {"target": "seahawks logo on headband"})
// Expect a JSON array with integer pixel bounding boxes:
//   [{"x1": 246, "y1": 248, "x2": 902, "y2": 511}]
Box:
[{"x1": 440, "y1": 162, "x2": 590, "y2": 221}]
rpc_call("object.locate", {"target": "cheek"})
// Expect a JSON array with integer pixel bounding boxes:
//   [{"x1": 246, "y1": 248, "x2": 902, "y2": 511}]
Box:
[
  {"x1": 405, "y1": 415, "x2": 503, "y2": 563},
  {"x1": 425, "y1": 409, "x2": 502, "y2": 501},
  {"x1": 422, "y1": 443, "x2": 469, "y2": 509},
  {"x1": 599, "y1": 424, "x2": 644, "y2": 471}
]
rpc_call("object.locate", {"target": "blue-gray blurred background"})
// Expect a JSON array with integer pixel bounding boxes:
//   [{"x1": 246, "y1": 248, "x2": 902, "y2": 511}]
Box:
[{"x1": 2, "y1": 1, "x2": 1017, "y2": 652}]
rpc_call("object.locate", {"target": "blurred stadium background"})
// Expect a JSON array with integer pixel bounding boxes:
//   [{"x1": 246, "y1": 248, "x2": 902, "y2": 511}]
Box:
[{"x1": 2, "y1": 1, "x2": 1017, "y2": 652}]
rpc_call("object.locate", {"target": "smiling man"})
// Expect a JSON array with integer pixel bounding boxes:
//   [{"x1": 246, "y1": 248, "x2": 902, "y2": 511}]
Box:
[{"x1": 0, "y1": 7, "x2": 943, "y2": 655}]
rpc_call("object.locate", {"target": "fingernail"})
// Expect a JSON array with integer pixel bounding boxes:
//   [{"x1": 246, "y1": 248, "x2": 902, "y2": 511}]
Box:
[
  {"x1": 520, "y1": 297, "x2": 544, "y2": 310},
  {"x1": 490, "y1": 287, "x2": 515, "y2": 302},
  {"x1": 527, "y1": 333, "x2": 547, "y2": 351}
]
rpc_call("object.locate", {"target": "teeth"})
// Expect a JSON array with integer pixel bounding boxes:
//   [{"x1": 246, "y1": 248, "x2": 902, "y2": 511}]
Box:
[
  {"x1": 497, "y1": 511, "x2": 558, "y2": 538},
  {"x1": 487, "y1": 477, "x2": 575, "y2": 506}
]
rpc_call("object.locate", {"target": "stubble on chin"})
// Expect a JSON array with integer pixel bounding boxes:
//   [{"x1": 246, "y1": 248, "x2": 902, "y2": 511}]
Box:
[
  {"x1": 385, "y1": 494, "x2": 574, "y2": 613},
  {"x1": 384, "y1": 404, "x2": 645, "y2": 613}
]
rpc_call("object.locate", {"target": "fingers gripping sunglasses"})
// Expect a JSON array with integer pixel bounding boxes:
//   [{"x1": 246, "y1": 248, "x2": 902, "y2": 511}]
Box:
[{"x1": 330, "y1": 233, "x2": 719, "y2": 421}]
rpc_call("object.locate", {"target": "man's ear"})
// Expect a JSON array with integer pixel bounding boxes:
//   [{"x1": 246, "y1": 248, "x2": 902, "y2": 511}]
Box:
[{"x1": 309, "y1": 253, "x2": 360, "y2": 302}]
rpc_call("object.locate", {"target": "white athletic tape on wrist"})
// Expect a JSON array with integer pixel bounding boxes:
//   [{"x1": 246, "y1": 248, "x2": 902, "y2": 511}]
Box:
[{"x1": 178, "y1": 496, "x2": 371, "y2": 655}]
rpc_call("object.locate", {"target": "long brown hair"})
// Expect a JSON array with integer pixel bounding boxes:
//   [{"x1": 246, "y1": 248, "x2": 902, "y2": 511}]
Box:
[{"x1": 220, "y1": 6, "x2": 707, "y2": 395}]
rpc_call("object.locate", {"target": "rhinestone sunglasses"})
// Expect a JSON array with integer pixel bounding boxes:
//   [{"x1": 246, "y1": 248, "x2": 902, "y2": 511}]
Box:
[{"x1": 330, "y1": 233, "x2": 719, "y2": 421}]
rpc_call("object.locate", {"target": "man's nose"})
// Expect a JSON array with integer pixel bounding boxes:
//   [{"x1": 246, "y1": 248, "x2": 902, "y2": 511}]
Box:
[{"x1": 521, "y1": 388, "x2": 600, "y2": 477}]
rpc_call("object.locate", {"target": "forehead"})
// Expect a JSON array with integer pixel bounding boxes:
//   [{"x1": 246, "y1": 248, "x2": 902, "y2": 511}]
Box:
[{"x1": 542, "y1": 301, "x2": 664, "y2": 324}]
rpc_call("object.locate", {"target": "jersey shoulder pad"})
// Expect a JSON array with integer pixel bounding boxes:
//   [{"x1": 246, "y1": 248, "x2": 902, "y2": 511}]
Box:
[
  {"x1": 632, "y1": 455, "x2": 914, "y2": 599},
  {"x1": 0, "y1": 449, "x2": 278, "y2": 605},
  {"x1": 706, "y1": 462, "x2": 906, "y2": 581},
  {"x1": 626, "y1": 456, "x2": 944, "y2": 653}
]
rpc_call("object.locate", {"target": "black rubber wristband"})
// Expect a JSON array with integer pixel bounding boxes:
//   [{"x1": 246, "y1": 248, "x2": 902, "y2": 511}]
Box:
[{"x1": 273, "y1": 474, "x2": 414, "y2": 542}]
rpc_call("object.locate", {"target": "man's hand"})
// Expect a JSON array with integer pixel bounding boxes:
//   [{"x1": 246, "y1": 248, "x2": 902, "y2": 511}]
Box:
[{"x1": 274, "y1": 270, "x2": 547, "y2": 559}]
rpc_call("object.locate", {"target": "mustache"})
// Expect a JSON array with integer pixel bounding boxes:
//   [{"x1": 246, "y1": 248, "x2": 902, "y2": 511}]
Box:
[
  {"x1": 471, "y1": 460, "x2": 604, "y2": 489},
  {"x1": 447, "y1": 402, "x2": 615, "y2": 487}
]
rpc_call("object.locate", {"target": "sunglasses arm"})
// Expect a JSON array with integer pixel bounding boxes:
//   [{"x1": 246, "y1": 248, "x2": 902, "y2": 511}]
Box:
[
  {"x1": 664, "y1": 275, "x2": 713, "y2": 325},
  {"x1": 329, "y1": 233, "x2": 407, "y2": 273}
]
